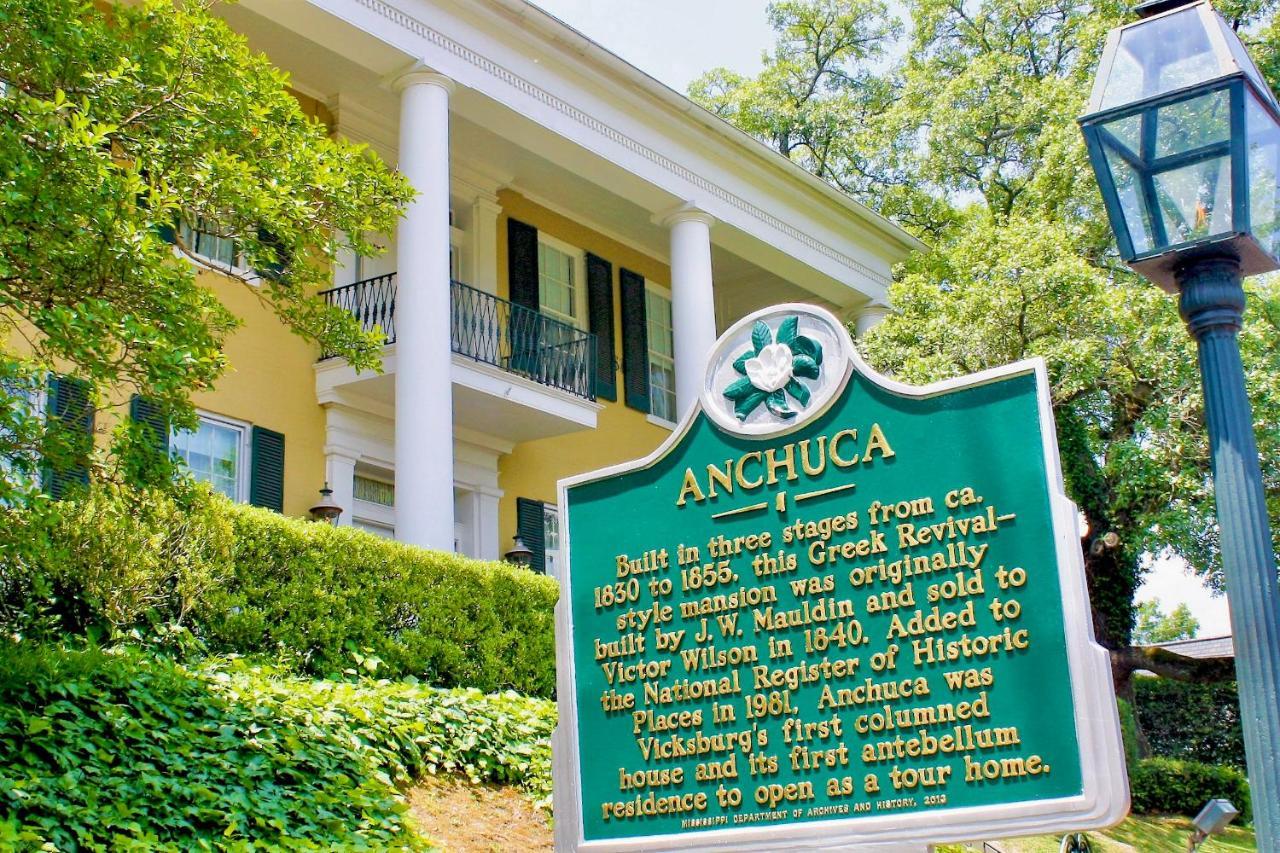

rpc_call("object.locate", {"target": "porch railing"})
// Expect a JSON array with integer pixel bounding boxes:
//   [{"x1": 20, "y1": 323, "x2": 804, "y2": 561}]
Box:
[{"x1": 319, "y1": 273, "x2": 597, "y2": 402}]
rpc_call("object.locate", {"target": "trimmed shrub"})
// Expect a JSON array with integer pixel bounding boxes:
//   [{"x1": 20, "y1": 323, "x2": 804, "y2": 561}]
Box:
[
  {"x1": 0, "y1": 485, "x2": 560, "y2": 696},
  {"x1": 1129, "y1": 757, "x2": 1251, "y2": 823},
  {"x1": 0, "y1": 483, "x2": 233, "y2": 638},
  {"x1": 1116, "y1": 697, "x2": 1140, "y2": 769},
  {"x1": 203, "y1": 504, "x2": 559, "y2": 695},
  {"x1": 1133, "y1": 676, "x2": 1245, "y2": 770},
  {"x1": 0, "y1": 641, "x2": 555, "y2": 850}
]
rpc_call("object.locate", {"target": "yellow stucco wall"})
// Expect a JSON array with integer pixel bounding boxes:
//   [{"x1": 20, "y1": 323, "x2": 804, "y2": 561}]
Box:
[
  {"x1": 495, "y1": 191, "x2": 674, "y2": 544},
  {"x1": 189, "y1": 270, "x2": 327, "y2": 518}
]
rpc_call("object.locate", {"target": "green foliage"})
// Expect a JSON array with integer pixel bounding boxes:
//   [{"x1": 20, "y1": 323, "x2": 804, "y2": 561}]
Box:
[
  {"x1": 1134, "y1": 677, "x2": 1246, "y2": 770},
  {"x1": 0, "y1": 484, "x2": 560, "y2": 696},
  {"x1": 692, "y1": 0, "x2": 1280, "y2": 652},
  {"x1": 0, "y1": 0, "x2": 412, "y2": 502},
  {"x1": 0, "y1": 481, "x2": 233, "y2": 639},
  {"x1": 1116, "y1": 697, "x2": 1140, "y2": 771},
  {"x1": 205, "y1": 504, "x2": 560, "y2": 695},
  {"x1": 0, "y1": 641, "x2": 555, "y2": 850},
  {"x1": 1133, "y1": 599, "x2": 1200, "y2": 645},
  {"x1": 1129, "y1": 757, "x2": 1251, "y2": 823}
]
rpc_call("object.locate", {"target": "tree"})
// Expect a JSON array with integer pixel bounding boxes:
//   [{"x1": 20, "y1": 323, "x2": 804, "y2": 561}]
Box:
[
  {"x1": 690, "y1": 0, "x2": 1279, "y2": 689},
  {"x1": 1133, "y1": 599, "x2": 1201, "y2": 646},
  {"x1": 0, "y1": 0, "x2": 412, "y2": 502}
]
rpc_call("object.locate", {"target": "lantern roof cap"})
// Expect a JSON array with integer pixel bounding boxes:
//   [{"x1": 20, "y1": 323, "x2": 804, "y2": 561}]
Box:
[{"x1": 1086, "y1": 1, "x2": 1279, "y2": 116}]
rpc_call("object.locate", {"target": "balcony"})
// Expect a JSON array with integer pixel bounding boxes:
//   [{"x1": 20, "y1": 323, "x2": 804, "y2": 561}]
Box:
[{"x1": 320, "y1": 274, "x2": 597, "y2": 402}]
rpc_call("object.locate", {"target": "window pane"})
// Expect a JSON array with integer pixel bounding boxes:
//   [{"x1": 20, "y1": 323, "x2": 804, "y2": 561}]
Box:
[
  {"x1": 354, "y1": 475, "x2": 395, "y2": 506},
  {"x1": 646, "y1": 288, "x2": 677, "y2": 421},
  {"x1": 543, "y1": 504, "x2": 561, "y2": 578},
  {"x1": 171, "y1": 418, "x2": 243, "y2": 500},
  {"x1": 538, "y1": 243, "x2": 578, "y2": 324}
]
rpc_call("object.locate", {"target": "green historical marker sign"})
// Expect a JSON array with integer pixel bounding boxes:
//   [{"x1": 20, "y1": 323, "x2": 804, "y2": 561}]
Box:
[{"x1": 553, "y1": 305, "x2": 1127, "y2": 851}]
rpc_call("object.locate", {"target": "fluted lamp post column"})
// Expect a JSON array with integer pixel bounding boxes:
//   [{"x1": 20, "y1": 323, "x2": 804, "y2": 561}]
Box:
[{"x1": 1078, "y1": 1, "x2": 1280, "y2": 846}]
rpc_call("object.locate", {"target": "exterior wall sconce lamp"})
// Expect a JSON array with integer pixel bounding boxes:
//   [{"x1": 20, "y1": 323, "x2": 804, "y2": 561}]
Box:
[
  {"x1": 504, "y1": 534, "x2": 534, "y2": 567},
  {"x1": 309, "y1": 482, "x2": 343, "y2": 524}
]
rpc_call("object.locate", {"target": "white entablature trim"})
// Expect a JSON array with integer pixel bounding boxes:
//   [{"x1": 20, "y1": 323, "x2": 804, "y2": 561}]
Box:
[{"x1": 344, "y1": 0, "x2": 892, "y2": 291}]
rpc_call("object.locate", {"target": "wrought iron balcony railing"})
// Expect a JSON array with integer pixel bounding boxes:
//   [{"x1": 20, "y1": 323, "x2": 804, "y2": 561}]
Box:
[{"x1": 319, "y1": 273, "x2": 597, "y2": 402}]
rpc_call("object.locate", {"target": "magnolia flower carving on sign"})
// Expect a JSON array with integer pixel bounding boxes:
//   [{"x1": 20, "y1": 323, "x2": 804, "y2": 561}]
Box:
[{"x1": 722, "y1": 316, "x2": 823, "y2": 420}]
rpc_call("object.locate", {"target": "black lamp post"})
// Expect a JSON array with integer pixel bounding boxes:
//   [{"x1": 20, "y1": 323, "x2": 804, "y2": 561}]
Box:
[{"x1": 1079, "y1": 2, "x2": 1280, "y2": 846}]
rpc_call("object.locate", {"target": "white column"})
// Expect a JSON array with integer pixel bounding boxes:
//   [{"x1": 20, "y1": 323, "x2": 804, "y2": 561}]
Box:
[
  {"x1": 475, "y1": 488, "x2": 502, "y2": 561},
  {"x1": 393, "y1": 70, "x2": 456, "y2": 551},
  {"x1": 855, "y1": 301, "x2": 891, "y2": 338},
  {"x1": 323, "y1": 447, "x2": 359, "y2": 527},
  {"x1": 662, "y1": 205, "x2": 717, "y2": 418},
  {"x1": 470, "y1": 195, "x2": 502, "y2": 294}
]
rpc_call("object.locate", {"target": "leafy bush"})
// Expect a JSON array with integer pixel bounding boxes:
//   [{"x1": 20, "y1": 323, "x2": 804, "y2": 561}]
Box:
[
  {"x1": 1129, "y1": 757, "x2": 1251, "y2": 823},
  {"x1": 0, "y1": 641, "x2": 555, "y2": 850},
  {"x1": 1116, "y1": 697, "x2": 1140, "y2": 769},
  {"x1": 205, "y1": 504, "x2": 559, "y2": 695},
  {"x1": 0, "y1": 485, "x2": 559, "y2": 696},
  {"x1": 1134, "y1": 676, "x2": 1245, "y2": 770},
  {"x1": 0, "y1": 483, "x2": 233, "y2": 638}
]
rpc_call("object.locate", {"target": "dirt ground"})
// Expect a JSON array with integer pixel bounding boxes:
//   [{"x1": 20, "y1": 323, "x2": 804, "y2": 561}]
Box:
[{"x1": 407, "y1": 775, "x2": 553, "y2": 852}]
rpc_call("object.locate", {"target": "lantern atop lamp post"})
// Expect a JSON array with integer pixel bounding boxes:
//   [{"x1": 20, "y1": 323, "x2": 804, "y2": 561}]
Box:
[
  {"x1": 1079, "y1": 3, "x2": 1280, "y2": 849},
  {"x1": 1079, "y1": 0, "x2": 1280, "y2": 289}
]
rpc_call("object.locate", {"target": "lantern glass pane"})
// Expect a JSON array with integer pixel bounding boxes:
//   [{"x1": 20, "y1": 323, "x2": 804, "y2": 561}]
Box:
[
  {"x1": 1221, "y1": 16, "x2": 1275, "y2": 102},
  {"x1": 1101, "y1": 9, "x2": 1220, "y2": 110},
  {"x1": 1154, "y1": 154, "x2": 1233, "y2": 244},
  {"x1": 1104, "y1": 146, "x2": 1155, "y2": 254},
  {"x1": 1247, "y1": 92, "x2": 1280, "y2": 256},
  {"x1": 1155, "y1": 89, "x2": 1230, "y2": 157}
]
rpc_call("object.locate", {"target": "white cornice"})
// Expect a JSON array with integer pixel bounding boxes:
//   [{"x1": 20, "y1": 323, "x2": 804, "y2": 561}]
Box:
[{"x1": 321, "y1": 0, "x2": 908, "y2": 292}]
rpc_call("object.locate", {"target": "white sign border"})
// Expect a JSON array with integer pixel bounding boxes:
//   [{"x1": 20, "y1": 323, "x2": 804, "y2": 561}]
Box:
[{"x1": 553, "y1": 303, "x2": 1129, "y2": 851}]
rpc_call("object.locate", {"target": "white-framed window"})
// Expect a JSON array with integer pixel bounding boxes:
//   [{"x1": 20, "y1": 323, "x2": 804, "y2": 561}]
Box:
[
  {"x1": 537, "y1": 235, "x2": 586, "y2": 329},
  {"x1": 543, "y1": 503, "x2": 562, "y2": 579},
  {"x1": 645, "y1": 284, "x2": 677, "y2": 423},
  {"x1": 170, "y1": 412, "x2": 249, "y2": 501},
  {"x1": 354, "y1": 474, "x2": 394, "y2": 506},
  {"x1": 352, "y1": 465, "x2": 396, "y2": 538},
  {"x1": 179, "y1": 217, "x2": 240, "y2": 270}
]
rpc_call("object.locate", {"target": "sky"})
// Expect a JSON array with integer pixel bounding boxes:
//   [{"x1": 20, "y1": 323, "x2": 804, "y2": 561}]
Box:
[
  {"x1": 528, "y1": 0, "x2": 774, "y2": 92},
  {"x1": 527, "y1": 1, "x2": 1234, "y2": 641}
]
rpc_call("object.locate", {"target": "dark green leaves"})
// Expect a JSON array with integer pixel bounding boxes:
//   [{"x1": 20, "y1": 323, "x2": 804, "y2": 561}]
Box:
[
  {"x1": 724, "y1": 315, "x2": 823, "y2": 420},
  {"x1": 0, "y1": 0, "x2": 412, "y2": 501},
  {"x1": 0, "y1": 643, "x2": 557, "y2": 850},
  {"x1": 751, "y1": 320, "x2": 772, "y2": 354}
]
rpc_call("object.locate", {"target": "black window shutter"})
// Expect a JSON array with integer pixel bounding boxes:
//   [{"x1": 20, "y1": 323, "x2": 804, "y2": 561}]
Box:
[
  {"x1": 256, "y1": 227, "x2": 287, "y2": 281},
  {"x1": 155, "y1": 220, "x2": 176, "y2": 245},
  {"x1": 129, "y1": 395, "x2": 169, "y2": 457},
  {"x1": 249, "y1": 425, "x2": 285, "y2": 512},
  {"x1": 585, "y1": 253, "x2": 616, "y2": 401},
  {"x1": 516, "y1": 497, "x2": 546, "y2": 575},
  {"x1": 507, "y1": 218, "x2": 540, "y2": 312},
  {"x1": 44, "y1": 375, "x2": 94, "y2": 499},
  {"x1": 619, "y1": 268, "x2": 650, "y2": 413}
]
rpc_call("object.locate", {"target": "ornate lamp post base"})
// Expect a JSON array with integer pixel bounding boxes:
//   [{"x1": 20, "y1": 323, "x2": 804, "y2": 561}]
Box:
[{"x1": 1177, "y1": 249, "x2": 1280, "y2": 848}]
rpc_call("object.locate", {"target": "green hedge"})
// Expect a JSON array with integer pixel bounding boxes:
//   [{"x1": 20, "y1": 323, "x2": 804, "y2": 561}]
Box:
[
  {"x1": 0, "y1": 484, "x2": 559, "y2": 695},
  {"x1": 0, "y1": 642, "x2": 555, "y2": 850},
  {"x1": 1129, "y1": 757, "x2": 1251, "y2": 823},
  {"x1": 1133, "y1": 676, "x2": 1245, "y2": 770}
]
